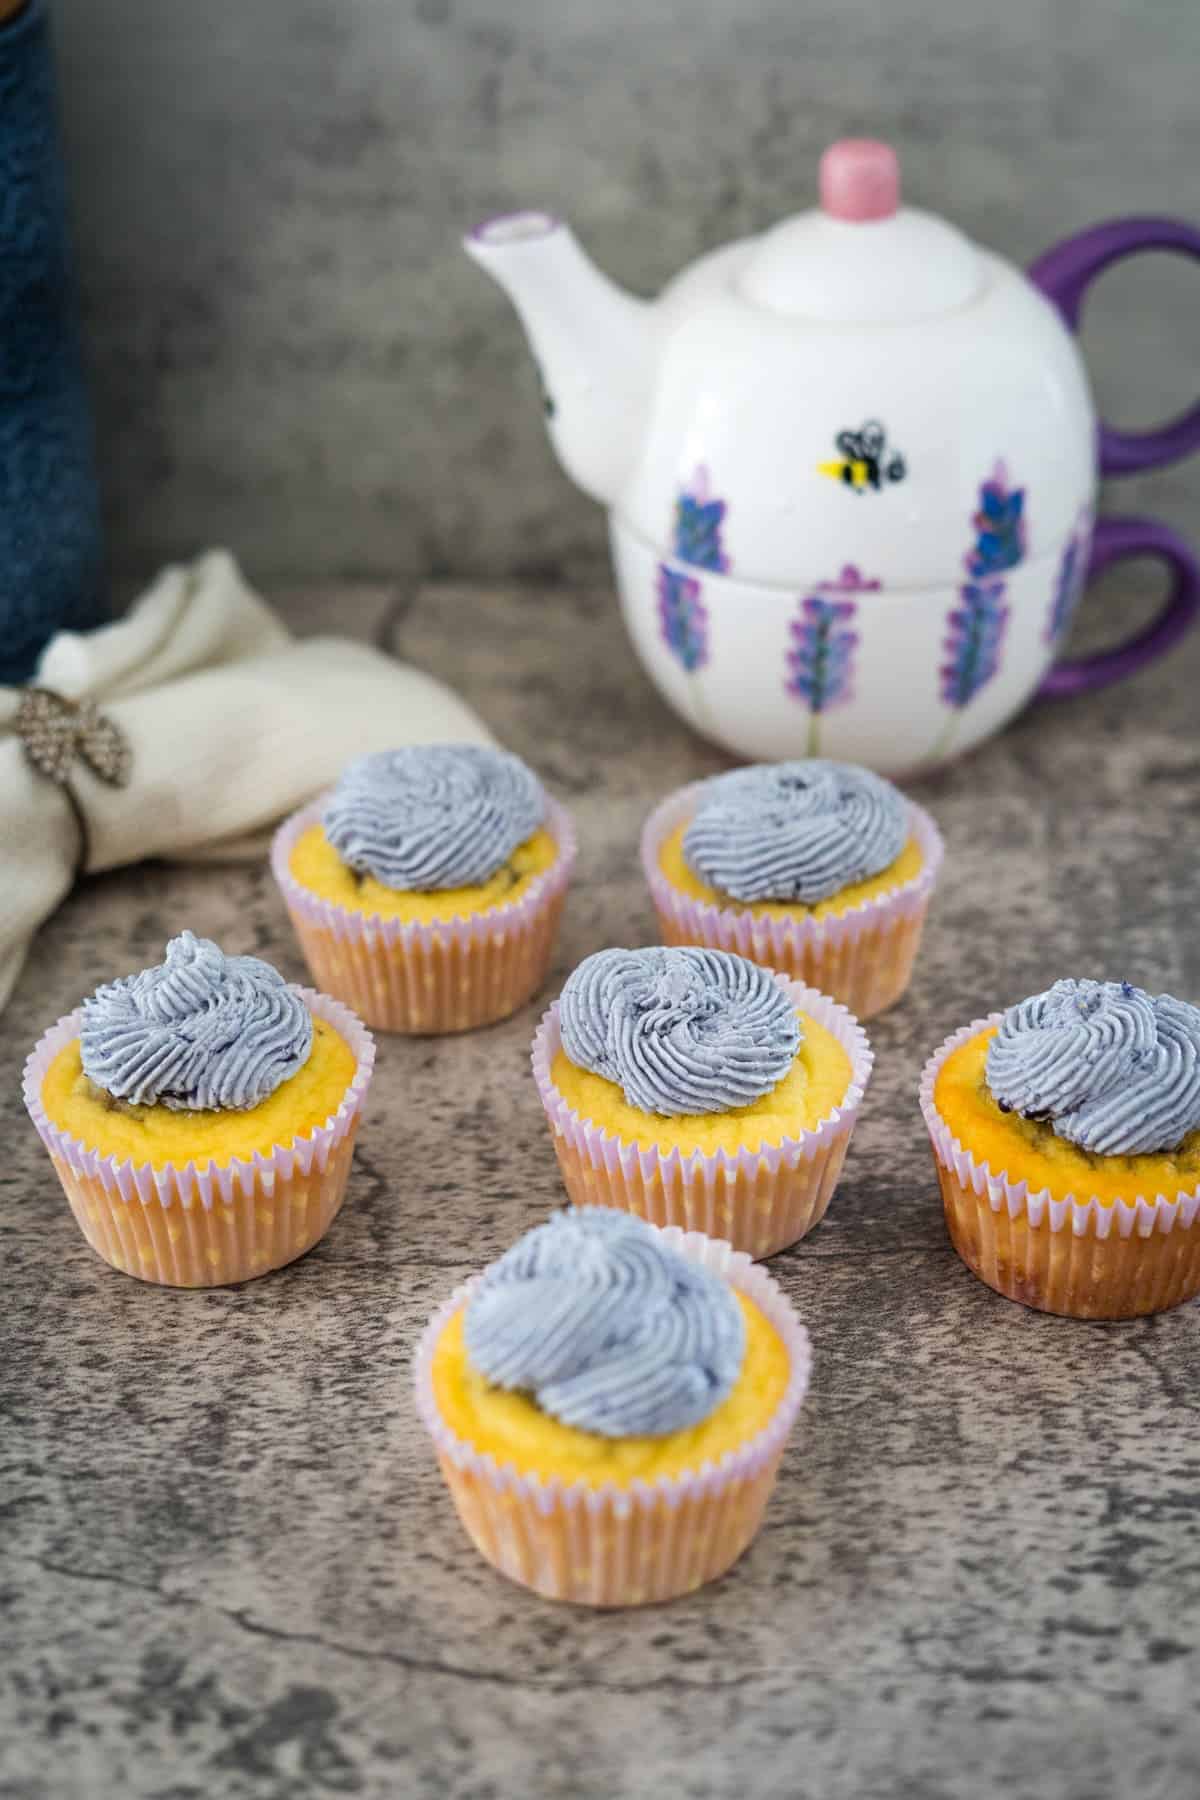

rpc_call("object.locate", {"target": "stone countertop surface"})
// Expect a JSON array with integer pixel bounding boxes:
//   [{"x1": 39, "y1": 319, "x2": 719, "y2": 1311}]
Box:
[{"x1": 4, "y1": 578, "x2": 1200, "y2": 1800}]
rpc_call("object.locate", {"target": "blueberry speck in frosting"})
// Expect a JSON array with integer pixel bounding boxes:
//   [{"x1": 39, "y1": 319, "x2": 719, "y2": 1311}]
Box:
[
  {"x1": 80, "y1": 931, "x2": 313, "y2": 1112},
  {"x1": 558, "y1": 945, "x2": 800, "y2": 1116},
  {"x1": 464, "y1": 1208, "x2": 746, "y2": 1437},
  {"x1": 322, "y1": 744, "x2": 544, "y2": 891},
  {"x1": 682, "y1": 759, "x2": 908, "y2": 905},
  {"x1": 986, "y1": 978, "x2": 1200, "y2": 1156}
]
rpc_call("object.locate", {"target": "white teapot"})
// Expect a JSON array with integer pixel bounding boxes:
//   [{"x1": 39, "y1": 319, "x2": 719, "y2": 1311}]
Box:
[{"x1": 466, "y1": 139, "x2": 1200, "y2": 773}]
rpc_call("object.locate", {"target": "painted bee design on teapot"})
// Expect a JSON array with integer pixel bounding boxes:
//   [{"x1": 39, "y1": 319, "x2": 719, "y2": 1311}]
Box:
[{"x1": 818, "y1": 421, "x2": 906, "y2": 495}]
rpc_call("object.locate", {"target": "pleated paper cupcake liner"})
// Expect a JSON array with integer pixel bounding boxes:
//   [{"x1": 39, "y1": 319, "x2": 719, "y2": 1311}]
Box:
[
  {"x1": 272, "y1": 795, "x2": 577, "y2": 1035},
  {"x1": 415, "y1": 1225, "x2": 812, "y2": 1607},
  {"x1": 22, "y1": 989, "x2": 376, "y2": 1289},
  {"x1": 532, "y1": 977, "x2": 873, "y2": 1260},
  {"x1": 920, "y1": 1015, "x2": 1200, "y2": 1319},
  {"x1": 641, "y1": 786, "x2": 944, "y2": 1020}
]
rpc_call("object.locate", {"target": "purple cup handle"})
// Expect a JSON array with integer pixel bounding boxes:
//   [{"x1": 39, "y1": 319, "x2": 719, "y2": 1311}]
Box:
[
  {"x1": 1038, "y1": 514, "x2": 1200, "y2": 697},
  {"x1": 1029, "y1": 217, "x2": 1200, "y2": 475}
]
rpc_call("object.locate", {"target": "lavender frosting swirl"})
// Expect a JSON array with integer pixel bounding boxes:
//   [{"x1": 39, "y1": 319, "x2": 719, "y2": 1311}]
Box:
[
  {"x1": 80, "y1": 932, "x2": 313, "y2": 1112},
  {"x1": 323, "y1": 744, "x2": 544, "y2": 890},
  {"x1": 682, "y1": 760, "x2": 908, "y2": 905},
  {"x1": 986, "y1": 979, "x2": 1200, "y2": 1155},
  {"x1": 559, "y1": 946, "x2": 800, "y2": 1116},
  {"x1": 464, "y1": 1208, "x2": 746, "y2": 1437}
]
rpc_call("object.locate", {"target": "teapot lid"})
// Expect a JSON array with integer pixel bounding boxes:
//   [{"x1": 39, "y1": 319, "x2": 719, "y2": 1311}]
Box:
[{"x1": 736, "y1": 139, "x2": 983, "y2": 324}]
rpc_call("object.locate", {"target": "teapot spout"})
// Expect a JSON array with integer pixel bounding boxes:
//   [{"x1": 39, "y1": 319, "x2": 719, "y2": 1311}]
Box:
[{"x1": 465, "y1": 212, "x2": 654, "y2": 508}]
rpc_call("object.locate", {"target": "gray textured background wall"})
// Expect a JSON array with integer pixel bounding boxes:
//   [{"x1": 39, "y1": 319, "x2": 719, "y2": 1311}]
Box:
[{"x1": 53, "y1": 0, "x2": 1200, "y2": 588}]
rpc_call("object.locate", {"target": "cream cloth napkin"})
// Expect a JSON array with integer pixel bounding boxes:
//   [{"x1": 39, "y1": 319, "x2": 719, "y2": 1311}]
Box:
[{"x1": 0, "y1": 550, "x2": 492, "y2": 1014}]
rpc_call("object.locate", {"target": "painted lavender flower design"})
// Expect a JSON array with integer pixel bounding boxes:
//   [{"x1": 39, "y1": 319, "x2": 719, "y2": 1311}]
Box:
[
  {"x1": 1045, "y1": 513, "x2": 1090, "y2": 645},
  {"x1": 785, "y1": 565, "x2": 878, "y2": 754},
  {"x1": 672, "y1": 465, "x2": 730, "y2": 574},
  {"x1": 656, "y1": 466, "x2": 727, "y2": 680},
  {"x1": 940, "y1": 577, "x2": 1010, "y2": 710},
  {"x1": 967, "y1": 465, "x2": 1026, "y2": 578},
  {"x1": 657, "y1": 565, "x2": 709, "y2": 673},
  {"x1": 931, "y1": 463, "x2": 1024, "y2": 759}
]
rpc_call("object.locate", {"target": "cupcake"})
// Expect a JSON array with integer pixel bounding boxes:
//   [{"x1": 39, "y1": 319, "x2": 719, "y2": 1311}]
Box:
[
  {"x1": 642, "y1": 759, "x2": 943, "y2": 1019},
  {"x1": 921, "y1": 978, "x2": 1200, "y2": 1319},
  {"x1": 415, "y1": 1207, "x2": 812, "y2": 1606},
  {"x1": 532, "y1": 945, "x2": 872, "y2": 1259},
  {"x1": 272, "y1": 744, "x2": 576, "y2": 1034},
  {"x1": 22, "y1": 931, "x2": 375, "y2": 1287}
]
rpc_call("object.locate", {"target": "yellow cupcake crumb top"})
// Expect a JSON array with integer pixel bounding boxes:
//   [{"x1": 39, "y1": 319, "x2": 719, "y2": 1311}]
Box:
[
  {"x1": 935, "y1": 1025, "x2": 1200, "y2": 1204},
  {"x1": 42, "y1": 1016, "x2": 357, "y2": 1170},
  {"x1": 290, "y1": 823, "x2": 558, "y2": 923},
  {"x1": 551, "y1": 1008, "x2": 852, "y2": 1154},
  {"x1": 431, "y1": 1290, "x2": 790, "y2": 1488},
  {"x1": 659, "y1": 821, "x2": 922, "y2": 921}
]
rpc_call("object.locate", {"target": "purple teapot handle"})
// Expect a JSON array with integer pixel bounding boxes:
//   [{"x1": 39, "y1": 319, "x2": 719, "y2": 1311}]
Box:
[
  {"x1": 1029, "y1": 217, "x2": 1200, "y2": 474},
  {"x1": 1038, "y1": 514, "x2": 1200, "y2": 698}
]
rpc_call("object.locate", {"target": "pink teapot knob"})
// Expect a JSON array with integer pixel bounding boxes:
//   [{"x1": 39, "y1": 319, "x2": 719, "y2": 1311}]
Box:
[{"x1": 819, "y1": 140, "x2": 900, "y2": 222}]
